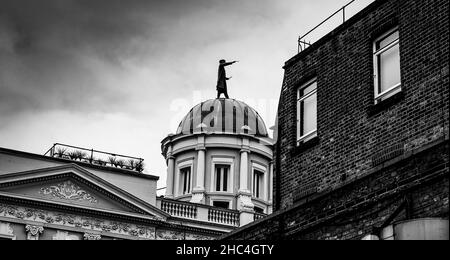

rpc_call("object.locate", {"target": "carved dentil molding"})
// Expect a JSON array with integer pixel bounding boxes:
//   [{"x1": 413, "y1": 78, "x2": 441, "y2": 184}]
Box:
[{"x1": 40, "y1": 180, "x2": 98, "y2": 203}]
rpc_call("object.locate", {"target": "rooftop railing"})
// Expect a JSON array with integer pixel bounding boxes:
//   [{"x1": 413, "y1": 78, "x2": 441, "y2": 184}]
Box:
[
  {"x1": 298, "y1": 0, "x2": 375, "y2": 53},
  {"x1": 44, "y1": 143, "x2": 144, "y2": 173}
]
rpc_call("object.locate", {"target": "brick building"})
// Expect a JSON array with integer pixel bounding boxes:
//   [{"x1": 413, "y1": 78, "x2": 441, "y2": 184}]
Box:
[{"x1": 222, "y1": 0, "x2": 449, "y2": 240}]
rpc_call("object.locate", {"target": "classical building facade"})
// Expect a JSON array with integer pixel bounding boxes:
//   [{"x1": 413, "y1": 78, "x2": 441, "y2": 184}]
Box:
[
  {"x1": 0, "y1": 99, "x2": 273, "y2": 240},
  {"x1": 161, "y1": 99, "x2": 274, "y2": 221},
  {"x1": 223, "y1": 0, "x2": 449, "y2": 240},
  {"x1": 0, "y1": 142, "x2": 261, "y2": 240}
]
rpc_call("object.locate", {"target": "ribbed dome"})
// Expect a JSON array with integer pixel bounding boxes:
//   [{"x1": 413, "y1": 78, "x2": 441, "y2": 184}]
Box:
[{"x1": 176, "y1": 99, "x2": 268, "y2": 137}]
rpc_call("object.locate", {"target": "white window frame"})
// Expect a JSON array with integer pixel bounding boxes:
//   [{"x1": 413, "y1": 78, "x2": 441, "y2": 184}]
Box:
[
  {"x1": 174, "y1": 159, "x2": 193, "y2": 197},
  {"x1": 297, "y1": 78, "x2": 317, "y2": 144},
  {"x1": 251, "y1": 162, "x2": 267, "y2": 200},
  {"x1": 373, "y1": 27, "x2": 401, "y2": 103},
  {"x1": 210, "y1": 157, "x2": 234, "y2": 193}
]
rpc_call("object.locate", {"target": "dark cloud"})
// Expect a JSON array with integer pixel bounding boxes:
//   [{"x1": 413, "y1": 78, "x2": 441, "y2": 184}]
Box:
[{"x1": 0, "y1": 0, "x2": 283, "y2": 117}]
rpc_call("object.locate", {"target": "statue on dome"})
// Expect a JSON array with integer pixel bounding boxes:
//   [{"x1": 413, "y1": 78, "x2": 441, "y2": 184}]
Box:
[{"x1": 216, "y1": 59, "x2": 238, "y2": 99}]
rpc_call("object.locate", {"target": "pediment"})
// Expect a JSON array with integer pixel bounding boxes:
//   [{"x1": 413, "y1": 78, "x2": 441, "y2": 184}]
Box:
[
  {"x1": 1, "y1": 178, "x2": 138, "y2": 213},
  {"x1": 0, "y1": 164, "x2": 169, "y2": 219}
]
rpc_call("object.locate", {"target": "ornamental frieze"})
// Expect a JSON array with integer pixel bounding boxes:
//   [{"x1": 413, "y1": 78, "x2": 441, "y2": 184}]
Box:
[
  {"x1": 39, "y1": 181, "x2": 98, "y2": 203},
  {"x1": 0, "y1": 203, "x2": 155, "y2": 239},
  {"x1": 0, "y1": 203, "x2": 215, "y2": 240},
  {"x1": 84, "y1": 232, "x2": 101, "y2": 240},
  {"x1": 156, "y1": 230, "x2": 184, "y2": 240}
]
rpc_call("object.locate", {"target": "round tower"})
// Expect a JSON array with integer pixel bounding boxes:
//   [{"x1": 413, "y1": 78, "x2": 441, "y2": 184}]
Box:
[{"x1": 161, "y1": 98, "x2": 273, "y2": 214}]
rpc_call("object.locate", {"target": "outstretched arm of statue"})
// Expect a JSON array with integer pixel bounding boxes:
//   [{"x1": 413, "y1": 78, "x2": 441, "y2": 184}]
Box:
[
  {"x1": 226, "y1": 76, "x2": 232, "y2": 80},
  {"x1": 224, "y1": 60, "x2": 238, "y2": 66}
]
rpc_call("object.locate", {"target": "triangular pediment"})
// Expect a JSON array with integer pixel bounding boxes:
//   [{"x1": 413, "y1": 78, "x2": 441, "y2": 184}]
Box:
[
  {"x1": 0, "y1": 164, "x2": 169, "y2": 219},
  {"x1": 1, "y1": 177, "x2": 139, "y2": 213}
]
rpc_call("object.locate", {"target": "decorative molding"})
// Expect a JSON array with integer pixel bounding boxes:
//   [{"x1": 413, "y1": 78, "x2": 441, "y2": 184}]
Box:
[
  {"x1": 185, "y1": 233, "x2": 213, "y2": 240},
  {"x1": 237, "y1": 193, "x2": 255, "y2": 211},
  {"x1": 84, "y1": 232, "x2": 101, "y2": 240},
  {"x1": 25, "y1": 224, "x2": 44, "y2": 240},
  {"x1": 156, "y1": 230, "x2": 184, "y2": 240},
  {"x1": 40, "y1": 180, "x2": 98, "y2": 203},
  {"x1": 0, "y1": 203, "x2": 155, "y2": 239},
  {"x1": 190, "y1": 192, "x2": 205, "y2": 204},
  {"x1": 0, "y1": 203, "x2": 217, "y2": 240}
]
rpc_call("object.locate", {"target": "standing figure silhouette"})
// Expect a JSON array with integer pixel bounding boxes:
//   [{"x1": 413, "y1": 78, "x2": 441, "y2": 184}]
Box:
[{"x1": 216, "y1": 59, "x2": 237, "y2": 99}]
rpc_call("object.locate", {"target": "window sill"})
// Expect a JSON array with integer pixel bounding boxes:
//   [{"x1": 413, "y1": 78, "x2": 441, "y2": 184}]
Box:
[
  {"x1": 292, "y1": 136, "x2": 320, "y2": 155},
  {"x1": 368, "y1": 91, "x2": 404, "y2": 116}
]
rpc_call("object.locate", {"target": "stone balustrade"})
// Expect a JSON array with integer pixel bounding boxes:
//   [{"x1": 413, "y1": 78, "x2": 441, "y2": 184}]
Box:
[
  {"x1": 254, "y1": 212, "x2": 267, "y2": 221},
  {"x1": 207, "y1": 207, "x2": 240, "y2": 226},
  {"x1": 160, "y1": 199, "x2": 197, "y2": 219},
  {"x1": 157, "y1": 198, "x2": 244, "y2": 227}
]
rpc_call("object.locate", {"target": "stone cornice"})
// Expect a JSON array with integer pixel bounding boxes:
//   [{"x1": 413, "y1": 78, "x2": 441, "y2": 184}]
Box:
[{"x1": 171, "y1": 142, "x2": 272, "y2": 160}]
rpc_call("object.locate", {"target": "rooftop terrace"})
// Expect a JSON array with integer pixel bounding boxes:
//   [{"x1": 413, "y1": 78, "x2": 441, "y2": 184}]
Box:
[{"x1": 44, "y1": 143, "x2": 145, "y2": 173}]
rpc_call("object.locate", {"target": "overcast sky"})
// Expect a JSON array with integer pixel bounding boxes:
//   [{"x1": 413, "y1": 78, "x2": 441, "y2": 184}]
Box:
[{"x1": 0, "y1": 0, "x2": 374, "y2": 193}]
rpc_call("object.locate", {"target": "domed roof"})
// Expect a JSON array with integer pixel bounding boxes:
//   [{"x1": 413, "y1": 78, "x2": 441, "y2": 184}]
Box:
[{"x1": 176, "y1": 99, "x2": 268, "y2": 137}]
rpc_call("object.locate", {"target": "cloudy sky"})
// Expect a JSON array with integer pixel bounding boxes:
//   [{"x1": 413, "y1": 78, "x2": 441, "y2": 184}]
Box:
[{"x1": 0, "y1": 0, "x2": 373, "y2": 192}]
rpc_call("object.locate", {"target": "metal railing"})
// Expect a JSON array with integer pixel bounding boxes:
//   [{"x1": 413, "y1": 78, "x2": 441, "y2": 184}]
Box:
[
  {"x1": 298, "y1": 0, "x2": 374, "y2": 53},
  {"x1": 44, "y1": 143, "x2": 144, "y2": 173}
]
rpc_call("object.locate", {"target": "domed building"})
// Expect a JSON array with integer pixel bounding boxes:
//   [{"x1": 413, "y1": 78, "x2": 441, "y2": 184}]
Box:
[{"x1": 161, "y1": 98, "x2": 273, "y2": 215}]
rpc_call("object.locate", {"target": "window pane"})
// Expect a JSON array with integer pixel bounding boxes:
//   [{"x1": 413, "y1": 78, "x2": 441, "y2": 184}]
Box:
[
  {"x1": 213, "y1": 201, "x2": 229, "y2": 209},
  {"x1": 253, "y1": 173, "x2": 256, "y2": 196},
  {"x1": 259, "y1": 174, "x2": 264, "y2": 198},
  {"x1": 187, "y1": 168, "x2": 190, "y2": 193},
  {"x1": 302, "y1": 92, "x2": 317, "y2": 134},
  {"x1": 254, "y1": 207, "x2": 264, "y2": 214},
  {"x1": 378, "y1": 31, "x2": 399, "y2": 49},
  {"x1": 379, "y1": 44, "x2": 401, "y2": 92},
  {"x1": 180, "y1": 167, "x2": 191, "y2": 194},
  {"x1": 253, "y1": 170, "x2": 264, "y2": 198},
  {"x1": 302, "y1": 82, "x2": 317, "y2": 96},
  {"x1": 223, "y1": 167, "x2": 228, "y2": 192},
  {"x1": 215, "y1": 168, "x2": 221, "y2": 191},
  {"x1": 215, "y1": 165, "x2": 229, "y2": 192}
]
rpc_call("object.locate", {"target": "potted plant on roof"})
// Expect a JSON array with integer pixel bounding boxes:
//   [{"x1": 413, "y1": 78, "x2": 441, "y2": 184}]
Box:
[
  {"x1": 68, "y1": 151, "x2": 80, "y2": 160},
  {"x1": 126, "y1": 159, "x2": 136, "y2": 170},
  {"x1": 76, "y1": 151, "x2": 88, "y2": 162},
  {"x1": 108, "y1": 156, "x2": 116, "y2": 167},
  {"x1": 135, "y1": 161, "x2": 144, "y2": 173},
  {"x1": 115, "y1": 159, "x2": 124, "y2": 169},
  {"x1": 55, "y1": 147, "x2": 67, "y2": 158},
  {"x1": 93, "y1": 157, "x2": 107, "y2": 166}
]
